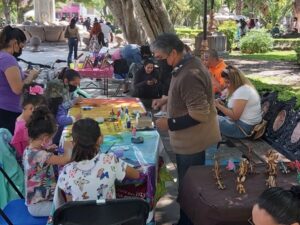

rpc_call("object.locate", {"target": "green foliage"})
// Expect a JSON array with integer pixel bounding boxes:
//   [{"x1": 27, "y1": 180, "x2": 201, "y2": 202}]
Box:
[
  {"x1": 263, "y1": 0, "x2": 293, "y2": 26},
  {"x1": 229, "y1": 50, "x2": 296, "y2": 61},
  {"x1": 155, "y1": 164, "x2": 173, "y2": 203},
  {"x1": 250, "y1": 78, "x2": 300, "y2": 109},
  {"x1": 218, "y1": 21, "x2": 237, "y2": 52},
  {"x1": 175, "y1": 27, "x2": 202, "y2": 39},
  {"x1": 240, "y1": 29, "x2": 274, "y2": 54},
  {"x1": 294, "y1": 43, "x2": 300, "y2": 64},
  {"x1": 273, "y1": 39, "x2": 300, "y2": 50}
]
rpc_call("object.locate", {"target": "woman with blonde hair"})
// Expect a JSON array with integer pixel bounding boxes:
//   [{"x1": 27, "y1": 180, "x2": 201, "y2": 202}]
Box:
[{"x1": 214, "y1": 65, "x2": 262, "y2": 138}]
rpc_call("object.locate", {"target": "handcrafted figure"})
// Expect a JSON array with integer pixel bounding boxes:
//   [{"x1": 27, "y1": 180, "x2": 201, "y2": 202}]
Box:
[
  {"x1": 236, "y1": 176, "x2": 246, "y2": 194},
  {"x1": 265, "y1": 150, "x2": 278, "y2": 188},
  {"x1": 236, "y1": 158, "x2": 249, "y2": 194},
  {"x1": 213, "y1": 159, "x2": 226, "y2": 190}
]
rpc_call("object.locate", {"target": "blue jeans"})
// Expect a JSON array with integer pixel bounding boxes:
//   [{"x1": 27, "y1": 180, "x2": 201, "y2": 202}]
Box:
[
  {"x1": 218, "y1": 115, "x2": 254, "y2": 139},
  {"x1": 176, "y1": 152, "x2": 205, "y2": 225},
  {"x1": 68, "y1": 37, "x2": 78, "y2": 64}
]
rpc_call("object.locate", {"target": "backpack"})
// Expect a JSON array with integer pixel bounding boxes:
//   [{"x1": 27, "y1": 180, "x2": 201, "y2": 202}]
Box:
[{"x1": 89, "y1": 35, "x2": 101, "y2": 53}]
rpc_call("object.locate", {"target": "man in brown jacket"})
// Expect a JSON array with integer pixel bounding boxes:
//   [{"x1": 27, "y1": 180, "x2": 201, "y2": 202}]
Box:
[{"x1": 152, "y1": 33, "x2": 221, "y2": 225}]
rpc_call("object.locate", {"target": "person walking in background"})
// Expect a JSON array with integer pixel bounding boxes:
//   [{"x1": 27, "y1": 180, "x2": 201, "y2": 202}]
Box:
[
  {"x1": 100, "y1": 20, "x2": 113, "y2": 47},
  {"x1": 65, "y1": 18, "x2": 80, "y2": 66},
  {"x1": 152, "y1": 33, "x2": 221, "y2": 225}
]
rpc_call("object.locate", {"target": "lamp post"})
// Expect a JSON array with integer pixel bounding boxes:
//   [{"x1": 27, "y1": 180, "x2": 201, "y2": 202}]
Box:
[{"x1": 200, "y1": 0, "x2": 209, "y2": 61}]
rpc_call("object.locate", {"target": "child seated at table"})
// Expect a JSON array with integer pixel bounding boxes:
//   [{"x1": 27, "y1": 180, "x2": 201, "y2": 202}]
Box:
[
  {"x1": 46, "y1": 83, "x2": 82, "y2": 146},
  {"x1": 23, "y1": 106, "x2": 72, "y2": 217},
  {"x1": 11, "y1": 83, "x2": 47, "y2": 160},
  {"x1": 51, "y1": 68, "x2": 83, "y2": 109},
  {"x1": 56, "y1": 118, "x2": 140, "y2": 202}
]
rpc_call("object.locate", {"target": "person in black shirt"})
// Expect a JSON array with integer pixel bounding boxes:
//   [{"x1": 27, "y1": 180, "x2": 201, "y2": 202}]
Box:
[{"x1": 133, "y1": 59, "x2": 161, "y2": 99}]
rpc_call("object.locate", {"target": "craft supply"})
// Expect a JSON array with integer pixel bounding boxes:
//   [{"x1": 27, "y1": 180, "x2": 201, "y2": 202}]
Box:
[
  {"x1": 126, "y1": 120, "x2": 131, "y2": 129},
  {"x1": 132, "y1": 127, "x2": 137, "y2": 137},
  {"x1": 131, "y1": 136, "x2": 144, "y2": 144},
  {"x1": 82, "y1": 106, "x2": 93, "y2": 111}
]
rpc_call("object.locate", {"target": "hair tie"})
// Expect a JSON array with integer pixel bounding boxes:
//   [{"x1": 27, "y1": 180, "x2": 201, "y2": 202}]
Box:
[{"x1": 29, "y1": 85, "x2": 44, "y2": 95}]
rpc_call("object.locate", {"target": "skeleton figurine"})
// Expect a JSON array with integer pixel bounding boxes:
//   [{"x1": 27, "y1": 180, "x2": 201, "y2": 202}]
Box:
[
  {"x1": 213, "y1": 159, "x2": 226, "y2": 190},
  {"x1": 236, "y1": 176, "x2": 246, "y2": 194},
  {"x1": 236, "y1": 158, "x2": 249, "y2": 194},
  {"x1": 265, "y1": 150, "x2": 278, "y2": 188}
]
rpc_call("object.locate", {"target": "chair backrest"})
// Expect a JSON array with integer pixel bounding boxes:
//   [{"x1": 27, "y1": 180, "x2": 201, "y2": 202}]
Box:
[
  {"x1": 0, "y1": 128, "x2": 24, "y2": 208},
  {"x1": 53, "y1": 198, "x2": 150, "y2": 225}
]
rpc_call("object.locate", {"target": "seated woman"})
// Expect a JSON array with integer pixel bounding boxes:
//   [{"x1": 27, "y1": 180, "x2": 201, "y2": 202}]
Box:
[
  {"x1": 214, "y1": 65, "x2": 262, "y2": 139},
  {"x1": 251, "y1": 186, "x2": 300, "y2": 225},
  {"x1": 133, "y1": 59, "x2": 161, "y2": 99}
]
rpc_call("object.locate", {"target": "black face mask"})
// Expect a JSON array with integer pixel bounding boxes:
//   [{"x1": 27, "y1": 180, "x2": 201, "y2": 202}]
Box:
[
  {"x1": 158, "y1": 59, "x2": 173, "y2": 73},
  {"x1": 13, "y1": 48, "x2": 22, "y2": 58},
  {"x1": 68, "y1": 84, "x2": 77, "y2": 92}
]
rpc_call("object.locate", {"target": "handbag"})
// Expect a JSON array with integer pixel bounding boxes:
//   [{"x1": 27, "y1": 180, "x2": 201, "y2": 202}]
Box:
[{"x1": 238, "y1": 119, "x2": 268, "y2": 140}]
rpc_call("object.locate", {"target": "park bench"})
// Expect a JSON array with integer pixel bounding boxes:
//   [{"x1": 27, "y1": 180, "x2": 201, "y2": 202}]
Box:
[{"x1": 218, "y1": 92, "x2": 300, "y2": 165}]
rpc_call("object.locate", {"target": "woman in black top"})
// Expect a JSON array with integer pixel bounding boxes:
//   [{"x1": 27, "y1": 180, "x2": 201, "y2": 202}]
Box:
[{"x1": 133, "y1": 59, "x2": 161, "y2": 99}]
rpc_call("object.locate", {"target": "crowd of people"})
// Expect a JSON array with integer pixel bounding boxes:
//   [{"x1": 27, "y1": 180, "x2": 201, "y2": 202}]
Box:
[{"x1": 0, "y1": 24, "x2": 299, "y2": 225}]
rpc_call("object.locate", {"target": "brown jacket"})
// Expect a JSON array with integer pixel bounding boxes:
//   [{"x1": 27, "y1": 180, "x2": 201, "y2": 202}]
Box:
[{"x1": 167, "y1": 56, "x2": 221, "y2": 154}]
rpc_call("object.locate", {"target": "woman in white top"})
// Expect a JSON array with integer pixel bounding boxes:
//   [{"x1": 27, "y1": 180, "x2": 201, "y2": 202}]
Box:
[{"x1": 215, "y1": 65, "x2": 262, "y2": 138}]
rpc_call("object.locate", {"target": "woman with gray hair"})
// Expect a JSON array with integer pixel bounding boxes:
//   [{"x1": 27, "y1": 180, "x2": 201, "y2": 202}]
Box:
[{"x1": 152, "y1": 33, "x2": 221, "y2": 225}]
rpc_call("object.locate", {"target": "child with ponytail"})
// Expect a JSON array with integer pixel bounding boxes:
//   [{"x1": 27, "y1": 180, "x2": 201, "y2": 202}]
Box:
[{"x1": 23, "y1": 106, "x2": 72, "y2": 217}]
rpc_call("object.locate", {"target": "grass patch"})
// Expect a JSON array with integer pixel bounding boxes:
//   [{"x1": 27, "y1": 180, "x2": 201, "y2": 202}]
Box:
[
  {"x1": 229, "y1": 50, "x2": 296, "y2": 61},
  {"x1": 249, "y1": 78, "x2": 300, "y2": 108}
]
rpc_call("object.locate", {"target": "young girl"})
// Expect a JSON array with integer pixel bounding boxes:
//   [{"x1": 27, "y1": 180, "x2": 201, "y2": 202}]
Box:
[
  {"x1": 57, "y1": 68, "x2": 82, "y2": 109},
  {"x1": 11, "y1": 83, "x2": 46, "y2": 159},
  {"x1": 56, "y1": 118, "x2": 140, "y2": 202},
  {"x1": 23, "y1": 106, "x2": 72, "y2": 217}
]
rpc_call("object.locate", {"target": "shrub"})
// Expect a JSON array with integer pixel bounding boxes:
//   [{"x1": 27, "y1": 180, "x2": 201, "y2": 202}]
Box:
[
  {"x1": 240, "y1": 29, "x2": 274, "y2": 54},
  {"x1": 175, "y1": 27, "x2": 202, "y2": 39},
  {"x1": 295, "y1": 44, "x2": 300, "y2": 64},
  {"x1": 218, "y1": 21, "x2": 237, "y2": 52},
  {"x1": 274, "y1": 39, "x2": 300, "y2": 50}
]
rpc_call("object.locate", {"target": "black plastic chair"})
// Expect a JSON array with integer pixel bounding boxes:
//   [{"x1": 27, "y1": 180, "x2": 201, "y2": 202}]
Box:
[{"x1": 53, "y1": 198, "x2": 150, "y2": 225}]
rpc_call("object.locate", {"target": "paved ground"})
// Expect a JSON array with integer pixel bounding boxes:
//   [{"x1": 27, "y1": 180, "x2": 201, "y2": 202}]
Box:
[{"x1": 20, "y1": 44, "x2": 300, "y2": 225}]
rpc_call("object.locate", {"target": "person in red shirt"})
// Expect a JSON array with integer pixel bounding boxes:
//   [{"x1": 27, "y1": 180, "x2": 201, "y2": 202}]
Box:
[{"x1": 207, "y1": 49, "x2": 227, "y2": 96}]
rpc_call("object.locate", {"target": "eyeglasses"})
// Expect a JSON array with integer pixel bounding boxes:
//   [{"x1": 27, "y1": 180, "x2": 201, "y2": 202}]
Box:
[{"x1": 248, "y1": 217, "x2": 254, "y2": 225}]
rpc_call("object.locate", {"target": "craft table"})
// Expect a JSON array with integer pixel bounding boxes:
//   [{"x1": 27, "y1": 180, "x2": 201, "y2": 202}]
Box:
[
  {"x1": 179, "y1": 165, "x2": 298, "y2": 225},
  {"x1": 75, "y1": 66, "x2": 114, "y2": 97},
  {"x1": 61, "y1": 98, "x2": 161, "y2": 224}
]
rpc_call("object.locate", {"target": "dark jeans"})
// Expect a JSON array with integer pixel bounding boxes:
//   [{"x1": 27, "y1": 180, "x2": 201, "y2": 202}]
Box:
[
  {"x1": 0, "y1": 108, "x2": 20, "y2": 134},
  {"x1": 176, "y1": 151, "x2": 206, "y2": 225},
  {"x1": 68, "y1": 37, "x2": 78, "y2": 64}
]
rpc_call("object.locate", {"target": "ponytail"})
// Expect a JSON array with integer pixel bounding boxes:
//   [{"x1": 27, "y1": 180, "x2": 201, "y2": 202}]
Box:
[
  {"x1": 0, "y1": 25, "x2": 26, "y2": 50},
  {"x1": 27, "y1": 106, "x2": 57, "y2": 139}
]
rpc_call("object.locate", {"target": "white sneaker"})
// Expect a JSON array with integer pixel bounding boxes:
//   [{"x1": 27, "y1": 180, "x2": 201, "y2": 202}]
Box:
[{"x1": 154, "y1": 111, "x2": 167, "y2": 117}]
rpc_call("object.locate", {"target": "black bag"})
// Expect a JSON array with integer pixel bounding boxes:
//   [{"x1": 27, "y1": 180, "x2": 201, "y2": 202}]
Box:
[{"x1": 113, "y1": 58, "x2": 129, "y2": 75}]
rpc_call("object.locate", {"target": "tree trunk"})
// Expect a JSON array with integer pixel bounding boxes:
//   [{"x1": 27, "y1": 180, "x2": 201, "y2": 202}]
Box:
[
  {"x1": 132, "y1": 0, "x2": 174, "y2": 43},
  {"x1": 2, "y1": 0, "x2": 11, "y2": 24},
  {"x1": 294, "y1": 0, "x2": 300, "y2": 32},
  {"x1": 34, "y1": 0, "x2": 55, "y2": 23},
  {"x1": 105, "y1": 0, "x2": 173, "y2": 44},
  {"x1": 105, "y1": 0, "x2": 145, "y2": 44},
  {"x1": 235, "y1": 0, "x2": 243, "y2": 15}
]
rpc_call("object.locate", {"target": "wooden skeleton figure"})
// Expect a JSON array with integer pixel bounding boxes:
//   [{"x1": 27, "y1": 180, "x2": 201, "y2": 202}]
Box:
[
  {"x1": 236, "y1": 158, "x2": 249, "y2": 194},
  {"x1": 213, "y1": 159, "x2": 226, "y2": 190},
  {"x1": 265, "y1": 150, "x2": 278, "y2": 188}
]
